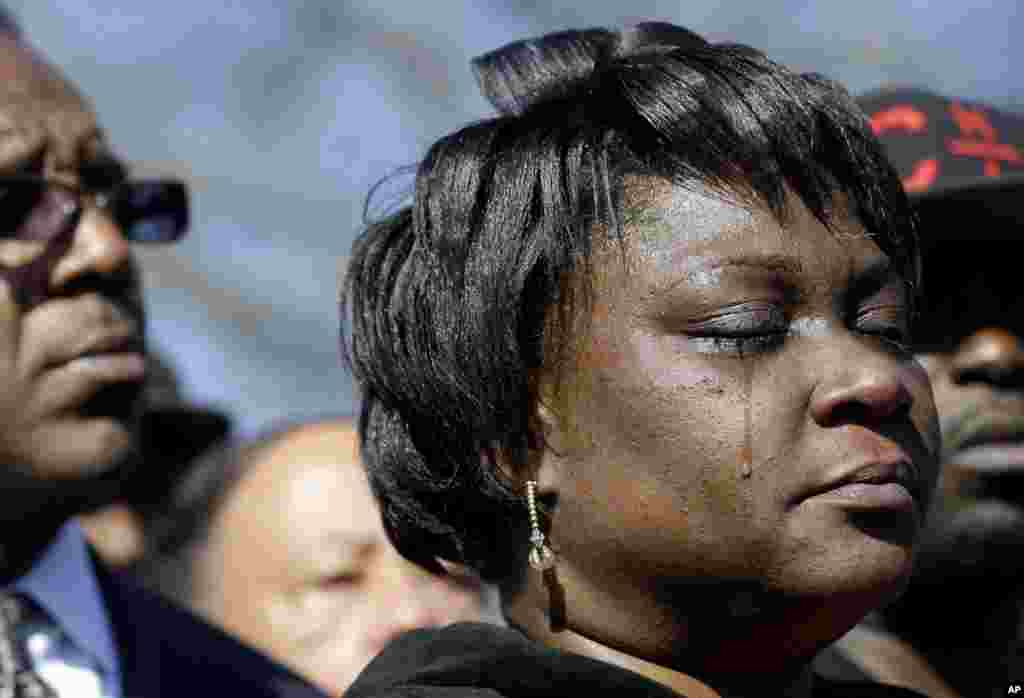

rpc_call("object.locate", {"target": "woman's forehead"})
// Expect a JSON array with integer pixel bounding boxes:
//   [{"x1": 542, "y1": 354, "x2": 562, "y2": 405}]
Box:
[
  {"x1": 610, "y1": 178, "x2": 878, "y2": 287},
  {"x1": 622, "y1": 179, "x2": 760, "y2": 248}
]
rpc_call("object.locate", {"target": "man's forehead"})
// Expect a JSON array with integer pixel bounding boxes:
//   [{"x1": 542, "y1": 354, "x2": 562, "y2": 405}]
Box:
[
  {"x1": 0, "y1": 32, "x2": 43, "y2": 80},
  {"x1": 0, "y1": 33, "x2": 80, "y2": 101},
  {"x1": 0, "y1": 32, "x2": 103, "y2": 173}
]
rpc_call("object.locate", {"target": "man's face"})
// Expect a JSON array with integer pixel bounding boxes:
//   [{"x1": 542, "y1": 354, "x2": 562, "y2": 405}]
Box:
[
  {"x1": 200, "y1": 423, "x2": 488, "y2": 696},
  {"x1": 913, "y1": 238, "x2": 1024, "y2": 580},
  {"x1": 0, "y1": 34, "x2": 147, "y2": 518}
]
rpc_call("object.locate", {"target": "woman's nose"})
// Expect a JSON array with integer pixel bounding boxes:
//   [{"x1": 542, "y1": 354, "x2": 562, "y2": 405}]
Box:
[{"x1": 810, "y1": 347, "x2": 915, "y2": 428}]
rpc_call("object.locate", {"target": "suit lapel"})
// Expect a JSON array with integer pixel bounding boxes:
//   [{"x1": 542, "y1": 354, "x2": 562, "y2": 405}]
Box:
[{"x1": 90, "y1": 550, "x2": 165, "y2": 698}]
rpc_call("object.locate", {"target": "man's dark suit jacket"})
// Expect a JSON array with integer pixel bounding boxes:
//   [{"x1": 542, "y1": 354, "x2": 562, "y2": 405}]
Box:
[{"x1": 92, "y1": 555, "x2": 325, "y2": 698}]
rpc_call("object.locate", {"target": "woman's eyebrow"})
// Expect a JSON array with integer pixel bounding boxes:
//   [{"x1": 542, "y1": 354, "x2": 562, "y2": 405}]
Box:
[
  {"x1": 710, "y1": 254, "x2": 806, "y2": 275},
  {"x1": 644, "y1": 253, "x2": 805, "y2": 301}
]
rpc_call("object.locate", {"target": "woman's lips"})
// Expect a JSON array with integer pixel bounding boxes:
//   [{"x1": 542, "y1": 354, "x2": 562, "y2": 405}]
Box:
[
  {"x1": 798, "y1": 459, "x2": 921, "y2": 514},
  {"x1": 804, "y1": 481, "x2": 916, "y2": 513}
]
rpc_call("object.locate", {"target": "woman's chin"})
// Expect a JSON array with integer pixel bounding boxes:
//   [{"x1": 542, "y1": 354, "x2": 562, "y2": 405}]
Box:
[
  {"x1": 782, "y1": 500, "x2": 919, "y2": 595},
  {"x1": 784, "y1": 545, "x2": 915, "y2": 612}
]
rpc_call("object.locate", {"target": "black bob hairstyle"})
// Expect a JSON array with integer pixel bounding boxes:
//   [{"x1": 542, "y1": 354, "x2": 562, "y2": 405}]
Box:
[{"x1": 341, "y1": 22, "x2": 919, "y2": 583}]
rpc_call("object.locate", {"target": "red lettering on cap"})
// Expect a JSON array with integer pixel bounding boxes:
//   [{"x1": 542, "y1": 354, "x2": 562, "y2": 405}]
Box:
[
  {"x1": 870, "y1": 105, "x2": 927, "y2": 135},
  {"x1": 950, "y1": 101, "x2": 997, "y2": 142},
  {"x1": 947, "y1": 139, "x2": 1021, "y2": 168},
  {"x1": 869, "y1": 105, "x2": 936, "y2": 191},
  {"x1": 903, "y1": 158, "x2": 939, "y2": 193},
  {"x1": 948, "y1": 101, "x2": 1020, "y2": 178}
]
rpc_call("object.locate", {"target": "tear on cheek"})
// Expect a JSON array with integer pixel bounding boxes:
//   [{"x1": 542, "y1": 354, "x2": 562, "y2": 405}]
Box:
[{"x1": 789, "y1": 316, "x2": 831, "y2": 339}]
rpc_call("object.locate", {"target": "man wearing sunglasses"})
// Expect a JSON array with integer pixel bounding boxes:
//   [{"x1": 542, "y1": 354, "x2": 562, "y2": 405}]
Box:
[{"x1": 0, "y1": 8, "x2": 322, "y2": 698}]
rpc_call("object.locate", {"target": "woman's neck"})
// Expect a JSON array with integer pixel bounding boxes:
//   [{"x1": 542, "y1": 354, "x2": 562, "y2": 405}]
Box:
[
  {"x1": 541, "y1": 624, "x2": 815, "y2": 698},
  {"x1": 504, "y1": 596, "x2": 816, "y2": 698}
]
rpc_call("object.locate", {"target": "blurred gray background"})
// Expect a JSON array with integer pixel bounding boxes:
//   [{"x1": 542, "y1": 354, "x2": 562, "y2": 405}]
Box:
[{"x1": 8, "y1": 1, "x2": 1019, "y2": 436}]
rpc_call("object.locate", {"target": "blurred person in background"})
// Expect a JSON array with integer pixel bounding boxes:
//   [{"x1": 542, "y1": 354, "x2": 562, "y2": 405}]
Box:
[
  {"x1": 816, "y1": 88, "x2": 1024, "y2": 698},
  {"x1": 0, "y1": 6, "x2": 322, "y2": 697},
  {"x1": 80, "y1": 353, "x2": 231, "y2": 570},
  {"x1": 136, "y1": 417, "x2": 495, "y2": 696}
]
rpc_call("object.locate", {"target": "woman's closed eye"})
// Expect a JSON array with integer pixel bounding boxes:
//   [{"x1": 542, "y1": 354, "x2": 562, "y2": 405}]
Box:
[
  {"x1": 683, "y1": 303, "x2": 788, "y2": 355},
  {"x1": 854, "y1": 303, "x2": 912, "y2": 353}
]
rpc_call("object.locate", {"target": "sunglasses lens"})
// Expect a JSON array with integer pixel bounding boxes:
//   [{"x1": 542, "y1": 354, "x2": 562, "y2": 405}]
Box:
[
  {"x1": 0, "y1": 180, "x2": 77, "y2": 241},
  {"x1": 116, "y1": 179, "x2": 189, "y2": 242}
]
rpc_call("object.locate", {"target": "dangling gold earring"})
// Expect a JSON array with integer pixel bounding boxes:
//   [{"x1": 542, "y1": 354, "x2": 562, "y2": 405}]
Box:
[{"x1": 526, "y1": 480, "x2": 555, "y2": 571}]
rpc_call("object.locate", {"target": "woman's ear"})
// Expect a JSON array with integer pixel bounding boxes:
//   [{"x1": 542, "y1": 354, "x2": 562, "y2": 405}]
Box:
[
  {"x1": 535, "y1": 400, "x2": 559, "y2": 436},
  {"x1": 531, "y1": 399, "x2": 573, "y2": 494},
  {"x1": 490, "y1": 400, "x2": 564, "y2": 489}
]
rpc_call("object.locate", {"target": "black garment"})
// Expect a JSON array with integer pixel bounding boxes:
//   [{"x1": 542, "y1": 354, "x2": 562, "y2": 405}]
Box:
[
  {"x1": 92, "y1": 555, "x2": 324, "y2": 698},
  {"x1": 347, "y1": 622, "x2": 926, "y2": 698}
]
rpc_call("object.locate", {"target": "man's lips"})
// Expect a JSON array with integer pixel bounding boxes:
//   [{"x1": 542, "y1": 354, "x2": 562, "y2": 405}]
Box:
[
  {"x1": 45, "y1": 330, "x2": 146, "y2": 369},
  {"x1": 948, "y1": 444, "x2": 1024, "y2": 472},
  {"x1": 947, "y1": 413, "x2": 1024, "y2": 450},
  {"x1": 76, "y1": 334, "x2": 148, "y2": 391},
  {"x1": 944, "y1": 411, "x2": 1024, "y2": 473},
  {"x1": 78, "y1": 335, "x2": 145, "y2": 361},
  {"x1": 41, "y1": 329, "x2": 148, "y2": 420}
]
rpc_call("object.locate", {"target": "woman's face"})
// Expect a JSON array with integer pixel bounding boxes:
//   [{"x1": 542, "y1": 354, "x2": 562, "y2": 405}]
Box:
[{"x1": 531, "y1": 178, "x2": 940, "y2": 670}]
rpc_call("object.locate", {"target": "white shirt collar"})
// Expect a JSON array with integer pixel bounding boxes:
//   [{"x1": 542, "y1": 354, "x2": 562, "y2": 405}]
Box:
[{"x1": 11, "y1": 520, "x2": 121, "y2": 689}]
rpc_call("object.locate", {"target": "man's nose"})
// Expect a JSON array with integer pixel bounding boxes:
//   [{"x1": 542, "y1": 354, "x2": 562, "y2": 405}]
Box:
[
  {"x1": 48, "y1": 206, "x2": 132, "y2": 291},
  {"x1": 950, "y1": 327, "x2": 1024, "y2": 390}
]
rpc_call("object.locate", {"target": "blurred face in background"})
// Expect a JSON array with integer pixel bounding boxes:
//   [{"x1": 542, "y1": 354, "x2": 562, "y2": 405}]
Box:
[
  {"x1": 913, "y1": 239, "x2": 1024, "y2": 564},
  {"x1": 195, "y1": 422, "x2": 488, "y2": 696},
  {"x1": 0, "y1": 33, "x2": 148, "y2": 523}
]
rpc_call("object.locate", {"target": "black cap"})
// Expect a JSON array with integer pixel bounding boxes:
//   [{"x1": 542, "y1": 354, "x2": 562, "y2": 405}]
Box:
[{"x1": 858, "y1": 87, "x2": 1024, "y2": 234}]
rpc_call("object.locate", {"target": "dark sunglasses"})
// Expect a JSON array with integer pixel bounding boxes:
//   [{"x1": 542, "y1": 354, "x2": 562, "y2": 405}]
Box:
[
  {"x1": 0, "y1": 175, "x2": 189, "y2": 244},
  {"x1": 0, "y1": 175, "x2": 189, "y2": 307}
]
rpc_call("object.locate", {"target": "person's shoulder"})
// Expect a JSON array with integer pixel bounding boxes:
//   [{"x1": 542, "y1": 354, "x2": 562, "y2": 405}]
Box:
[
  {"x1": 346, "y1": 622, "x2": 531, "y2": 698},
  {"x1": 95, "y1": 560, "x2": 325, "y2": 698},
  {"x1": 348, "y1": 622, "x2": 680, "y2": 698}
]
